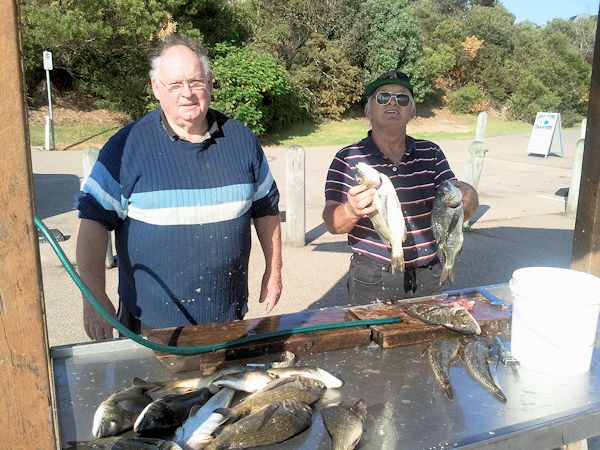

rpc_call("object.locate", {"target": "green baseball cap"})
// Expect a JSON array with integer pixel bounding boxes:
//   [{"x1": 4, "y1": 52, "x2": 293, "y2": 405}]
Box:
[{"x1": 365, "y1": 70, "x2": 414, "y2": 97}]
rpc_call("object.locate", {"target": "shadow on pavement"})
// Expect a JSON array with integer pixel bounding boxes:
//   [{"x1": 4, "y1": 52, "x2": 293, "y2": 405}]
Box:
[{"x1": 33, "y1": 173, "x2": 80, "y2": 219}]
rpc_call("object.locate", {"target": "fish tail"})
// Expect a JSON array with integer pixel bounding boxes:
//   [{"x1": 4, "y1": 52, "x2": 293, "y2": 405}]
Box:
[
  {"x1": 444, "y1": 385, "x2": 454, "y2": 400},
  {"x1": 213, "y1": 407, "x2": 235, "y2": 423},
  {"x1": 494, "y1": 388, "x2": 507, "y2": 402},
  {"x1": 391, "y1": 255, "x2": 405, "y2": 274}
]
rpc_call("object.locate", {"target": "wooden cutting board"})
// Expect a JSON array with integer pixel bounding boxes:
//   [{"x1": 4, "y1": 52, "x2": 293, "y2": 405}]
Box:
[
  {"x1": 146, "y1": 308, "x2": 372, "y2": 374},
  {"x1": 348, "y1": 292, "x2": 512, "y2": 349}
]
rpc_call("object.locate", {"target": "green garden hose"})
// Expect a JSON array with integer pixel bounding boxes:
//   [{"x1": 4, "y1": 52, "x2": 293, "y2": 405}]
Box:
[{"x1": 34, "y1": 215, "x2": 401, "y2": 355}]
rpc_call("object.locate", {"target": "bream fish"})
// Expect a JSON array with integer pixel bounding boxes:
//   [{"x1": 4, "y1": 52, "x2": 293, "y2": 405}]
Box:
[
  {"x1": 403, "y1": 303, "x2": 481, "y2": 335},
  {"x1": 134, "y1": 388, "x2": 213, "y2": 436},
  {"x1": 205, "y1": 399, "x2": 313, "y2": 450},
  {"x1": 174, "y1": 388, "x2": 236, "y2": 450},
  {"x1": 65, "y1": 436, "x2": 183, "y2": 449},
  {"x1": 215, "y1": 376, "x2": 325, "y2": 422},
  {"x1": 354, "y1": 162, "x2": 407, "y2": 274},
  {"x1": 461, "y1": 337, "x2": 507, "y2": 402},
  {"x1": 267, "y1": 366, "x2": 344, "y2": 388},
  {"x1": 425, "y1": 337, "x2": 462, "y2": 400},
  {"x1": 210, "y1": 370, "x2": 275, "y2": 393},
  {"x1": 92, "y1": 385, "x2": 154, "y2": 438},
  {"x1": 321, "y1": 399, "x2": 368, "y2": 450},
  {"x1": 432, "y1": 180, "x2": 464, "y2": 284}
]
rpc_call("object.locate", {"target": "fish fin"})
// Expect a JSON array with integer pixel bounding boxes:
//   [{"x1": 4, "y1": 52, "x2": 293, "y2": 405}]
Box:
[
  {"x1": 188, "y1": 404, "x2": 202, "y2": 418},
  {"x1": 445, "y1": 385, "x2": 454, "y2": 400},
  {"x1": 447, "y1": 266, "x2": 455, "y2": 283},
  {"x1": 132, "y1": 377, "x2": 159, "y2": 388},
  {"x1": 213, "y1": 407, "x2": 236, "y2": 424},
  {"x1": 440, "y1": 265, "x2": 449, "y2": 285}
]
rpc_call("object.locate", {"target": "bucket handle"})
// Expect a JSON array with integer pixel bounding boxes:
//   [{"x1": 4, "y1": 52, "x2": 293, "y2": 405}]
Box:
[{"x1": 512, "y1": 306, "x2": 594, "y2": 351}]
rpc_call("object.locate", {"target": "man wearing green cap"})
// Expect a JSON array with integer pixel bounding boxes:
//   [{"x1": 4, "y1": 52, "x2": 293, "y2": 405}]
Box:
[{"x1": 323, "y1": 69, "x2": 479, "y2": 303}]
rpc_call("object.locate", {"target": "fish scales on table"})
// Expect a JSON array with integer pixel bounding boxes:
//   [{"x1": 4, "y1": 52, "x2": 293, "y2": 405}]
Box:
[
  {"x1": 425, "y1": 337, "x2": 462, "y2": 400},
  {"x1": 321, "y1": 399, "x2": 368, "y2": 450},
  {"x1": 432, "y1": 180, "x2": 464, "y2": 284},
  {"x1": 403, "y1": 302, "x2": 481, "y2": 335},
  {"x1": 65, "y1": 436, "x2": 183, "y2": 449},
  {"x1": 174, "y1": 388, "x2": 236, "y2": 450},
  {"x1": 134, "y1": 388, "x2": 213, "y2": 436},
  {"x1": 266, "y1": 366, "x2": 344, "y2": 389},
  {"x1": 461, "y1": 336, "x2": 507, "y2": 402},
  {"x1": 205, "y1": 399, "x2": 313, "y2": 450},
  {"x1": 215, "y1": 376, "x2": 326, "y2": 422},
  {"x1": 354, "y1": 162, "x2": 407, "y2": 274}
]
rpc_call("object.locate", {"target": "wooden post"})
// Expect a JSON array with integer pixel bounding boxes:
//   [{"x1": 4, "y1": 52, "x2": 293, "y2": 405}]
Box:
[
  {"x1": 285, "y1": 145, "x2": 305, "y2": 247},
  {"x1": 0, "y1": 2, "x2": 58, "y2": 448},
  {"x1": 571, "y1": 5, "x2": 600, "y2": 277}
]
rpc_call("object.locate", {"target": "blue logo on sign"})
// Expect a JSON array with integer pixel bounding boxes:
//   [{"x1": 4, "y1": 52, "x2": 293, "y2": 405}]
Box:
[{"x1": 543, "y1": 120, "x2": 550, "y2": 125}]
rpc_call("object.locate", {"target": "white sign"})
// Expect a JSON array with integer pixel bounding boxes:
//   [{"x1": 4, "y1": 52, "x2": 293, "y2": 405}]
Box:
[
  {"x1": 526, "y1": 112, "x2": 564, "y2": 157},
  {"x1": 43, "y1": 50, "x2": 53, "y2": 71}
]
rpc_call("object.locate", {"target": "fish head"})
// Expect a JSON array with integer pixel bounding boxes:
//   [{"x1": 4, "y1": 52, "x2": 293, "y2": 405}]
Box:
[
  {"x1": 354, "y1": 162, "x2": 382, "y2": 189},
  {"x1": 436, "y1": 180, "x2": 462, "y2": 208},
  {"x1": 315, "y1": 368, "x2": 344, "y2": 389},
  {"x1": 452, "y1": 307, "x2": 481, "y2": 335},
  {"x1": 92, "y1": 403, "x2": 124, "y2": 438}
]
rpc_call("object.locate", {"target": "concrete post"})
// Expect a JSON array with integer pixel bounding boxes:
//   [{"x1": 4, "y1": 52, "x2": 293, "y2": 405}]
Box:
[
  {"x1": 567, "y1": 139, "x2": 585, "y2": 217},
  {"x1": 581, "y1": 118, "x2": 587, "y2": 140},
  {"x1": 285, "y1": 145, "x2": 306, "y2": 247},
  {"x1": 475, "y1": 111, "x2": 488, "y2": 142}
]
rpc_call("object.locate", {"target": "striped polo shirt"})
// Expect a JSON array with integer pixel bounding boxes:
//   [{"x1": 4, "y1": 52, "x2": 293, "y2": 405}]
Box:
[
  {"x1": 325, "y1": 132, "x2": 456, "y2": 268},
  {"x1": 77, "y1": 108, "x2": 279, "y2": 327}
]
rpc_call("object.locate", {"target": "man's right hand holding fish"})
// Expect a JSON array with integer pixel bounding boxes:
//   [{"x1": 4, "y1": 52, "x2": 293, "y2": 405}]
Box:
[{"x1": 323, "y1": 69, "x2": 479, "y2": 304}]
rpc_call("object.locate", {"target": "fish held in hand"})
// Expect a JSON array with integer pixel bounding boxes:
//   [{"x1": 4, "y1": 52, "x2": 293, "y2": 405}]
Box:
[
  {"x1": 432, "y1": 180, "x2": 464, "y2": 284},
  {"x1": 321, "y1": 399, "x2": 368, "y2": 450},
  {"x1": 425, "y1": 337, "x2": 462, "y2": 400},
  {"x1": 354, "y1": 162, "x2": 407, "y2": 274},
  {"x1": 206, "y1": 399, "x2": 313, "y2": 450},
  {"x1": 134, "y1": 388, "x2": 213, "y2": 436},
  {"x1": 92, "y1": 385, "x2": 154, "y2": 438},
  {"x1": 403, "y1": 302, "x2": 481, "y2": 335},
  {"x1": 462, "y1": 337, "x2": 507, "y2": 402}
]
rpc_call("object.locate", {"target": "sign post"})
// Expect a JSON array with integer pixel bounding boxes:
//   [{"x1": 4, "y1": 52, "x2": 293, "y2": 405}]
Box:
[
  {"x1": 43, "y1": 50, "x2": 55, "y2": 150},
  {"x1": 526, "y1": 112, "x2": 564, "y2": 157}
]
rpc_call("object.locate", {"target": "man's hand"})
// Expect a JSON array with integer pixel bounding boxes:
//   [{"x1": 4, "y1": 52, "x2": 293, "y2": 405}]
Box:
[
  {"x1": 83, "y1": 297, "x2": 116, "y2": 341},
  {"x1": 259, "y1": 269, "x2": 282, "y2": 314},
  {"x1": 346, "y1": 184, "x2": 378, "y2": 219},
  {"x1": 323, "y1": 185, "x2": 378, "y2": 235}
]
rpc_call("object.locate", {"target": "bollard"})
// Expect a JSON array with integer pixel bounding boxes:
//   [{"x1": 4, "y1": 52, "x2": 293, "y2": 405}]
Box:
[
  {"x1": 81, "y1": 147, "x2": 117, "y2": 268},
  {"x1": 285, "y1": 145, "x2": 306, "y2": 247},
  {"x1": 580, "y1": 118, "x2": 587, "y2": 140},
  {"x1": 567, "y1": 139, "x2": 585, "y2": 217},
  {"x1": 463, "y1": 141, "x2": 488, "y2": 190},
  {"x1": 44, "y1": 115, "x2": 53, "y2": 150},
  {"x1": 475, "y1": 111, "x2": 488, "y2": 142}
]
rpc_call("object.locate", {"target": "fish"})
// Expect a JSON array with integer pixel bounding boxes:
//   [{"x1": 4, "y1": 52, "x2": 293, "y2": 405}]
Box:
[
  {"x1": 174, "y1": 388, "x2": 236, "y2": 450},
  {"x1": 425, "y1": 337, "x2": 462, "y2": 400},
  {"x1": 205, "y1": 399, "x2": 313, "y2": 450},
  {"x1": 267, "y1": 367, "x2": 344, "y2": 389},
  {"x1": 321, "y1": 399, "x2": 368, "y2": 450},
  {"x1": 431, "y1": 180, "x2": 464, "y2": 284},
  {"x1": 134, "y1": 388, "x2": 213, "y2": 436},
  {"x1": 92, "y1": 385, "x2": 154, "y2": 438},
  {"x1": 215, "y1": 376, "x2": 326, "y2": 422},
  {"x1": 210, "y1": 371, "x2": 275, "y2": 393},
  {"x1": 354, "y1": 162, "x2": 407, "y2": 274},
  {"x1": 403, "y1": 302, "x2": 481, "y2": 335},
  {"x1": 133, "y1": 377, "x2": 203, "y2": 401},
  {"x1": 461, "y1": 337, "x2": 507, "y2": 402},
  {"x1": 64, "y1": 436, "x2": 183, "y2": 449}
]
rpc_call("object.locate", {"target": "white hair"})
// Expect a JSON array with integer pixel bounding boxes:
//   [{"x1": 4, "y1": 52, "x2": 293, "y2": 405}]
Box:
[{"x1": 148, "y1": 35, "x2": 210, "y2": 80}]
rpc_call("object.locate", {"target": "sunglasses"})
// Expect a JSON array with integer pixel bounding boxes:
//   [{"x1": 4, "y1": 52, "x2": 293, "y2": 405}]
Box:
[{"x1": 375, "y1": 92, "x2": 411, "y2": 106}]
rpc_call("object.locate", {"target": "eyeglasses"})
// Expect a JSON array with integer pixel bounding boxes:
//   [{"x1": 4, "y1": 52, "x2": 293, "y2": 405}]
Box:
[
  {"x1": 158, "y1": 78, "x2": 208, "y2": 94},
  {"x1": 375, "y1": 92, "x2": 411, "y2": 106}
]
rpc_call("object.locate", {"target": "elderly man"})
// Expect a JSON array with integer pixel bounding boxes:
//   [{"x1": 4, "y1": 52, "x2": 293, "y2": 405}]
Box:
[
  {"x1": 323, "y1": 69, "x2": 478, "y2": 303},
  {"x1": 77, "y1": 35, "x2": 282, "y2": 340}
]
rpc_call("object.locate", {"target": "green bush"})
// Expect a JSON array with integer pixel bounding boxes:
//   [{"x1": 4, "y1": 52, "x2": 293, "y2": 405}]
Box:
[
  {"x1": 211, "y1": 44, "x2": 300, "y2": 135},
  {"x1": 447, "y1": 83, "x2": 487, "y2": 114}
]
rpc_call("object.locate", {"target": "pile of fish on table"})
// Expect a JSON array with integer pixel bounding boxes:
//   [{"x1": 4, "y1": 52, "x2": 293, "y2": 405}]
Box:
[
  {"x1": 404, "y1": 301, "x2": 511, "y2": 402},
  {"x1": 65, "y1": 352, "x2": 367, "y2": 450}
]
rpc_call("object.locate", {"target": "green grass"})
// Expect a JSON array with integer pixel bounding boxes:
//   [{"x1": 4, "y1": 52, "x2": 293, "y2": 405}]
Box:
[{"x1": 29, "y1": 124, "x2": 121, "y2": 151}]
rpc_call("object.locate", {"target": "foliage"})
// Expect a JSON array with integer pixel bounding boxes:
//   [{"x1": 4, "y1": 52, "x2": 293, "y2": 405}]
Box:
[
  {"x1": 447, "y1": 83, "x2": 488, "y2": 113},
  {"x1": 211, "y1": 44, "x2": 299, "y2": 135}
]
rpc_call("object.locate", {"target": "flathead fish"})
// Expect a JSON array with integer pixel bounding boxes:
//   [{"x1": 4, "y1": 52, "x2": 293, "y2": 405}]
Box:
[
  {"x1": 174, "y1": 388, "x2": 236, "y2": 450},
  {"x1": 210, "y1": 370, "x2": 275, "y2": 393},
  {"x1": 134, "y1": 388, "x2": 213, "y2": 436},
  {"x1": 426, "y1": 337, "x2": 461, "y2": 400},
  {"x1": 267, "y1": 367, "x2": 344, "y2": 388},
  {"x1": 354, "y1": 162, "x2": 407, "y2": 274},
  {"x1": 321, "y1": 399, "x2": 367, "y2": 450},
  {"x1": 206, "y1": 399, "x2": 312, "y2": 450},
  {"x1": 215, "y1": 376, "x2": 325, "y2": 422},
  {"x1": 65, "y1": 436, "x2": 183, "y2": 449},
  {"x1": 461, "y1": 337, "x2": 507, "y2": 402},
  {"x1": 432, "y1": 180, "x2": 464, "y2": 284},
  {"x1": 92, "y1": 385, "x2": 154, "y2": 438},
  {"x1": 403, "y1": 303, "x2": 481, "y2": 335}
]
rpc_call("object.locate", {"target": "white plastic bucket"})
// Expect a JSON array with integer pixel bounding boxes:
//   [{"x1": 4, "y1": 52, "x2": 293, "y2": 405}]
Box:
[{"x1": 510, "y1": 267, "x2": 600, "y2": 375}]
